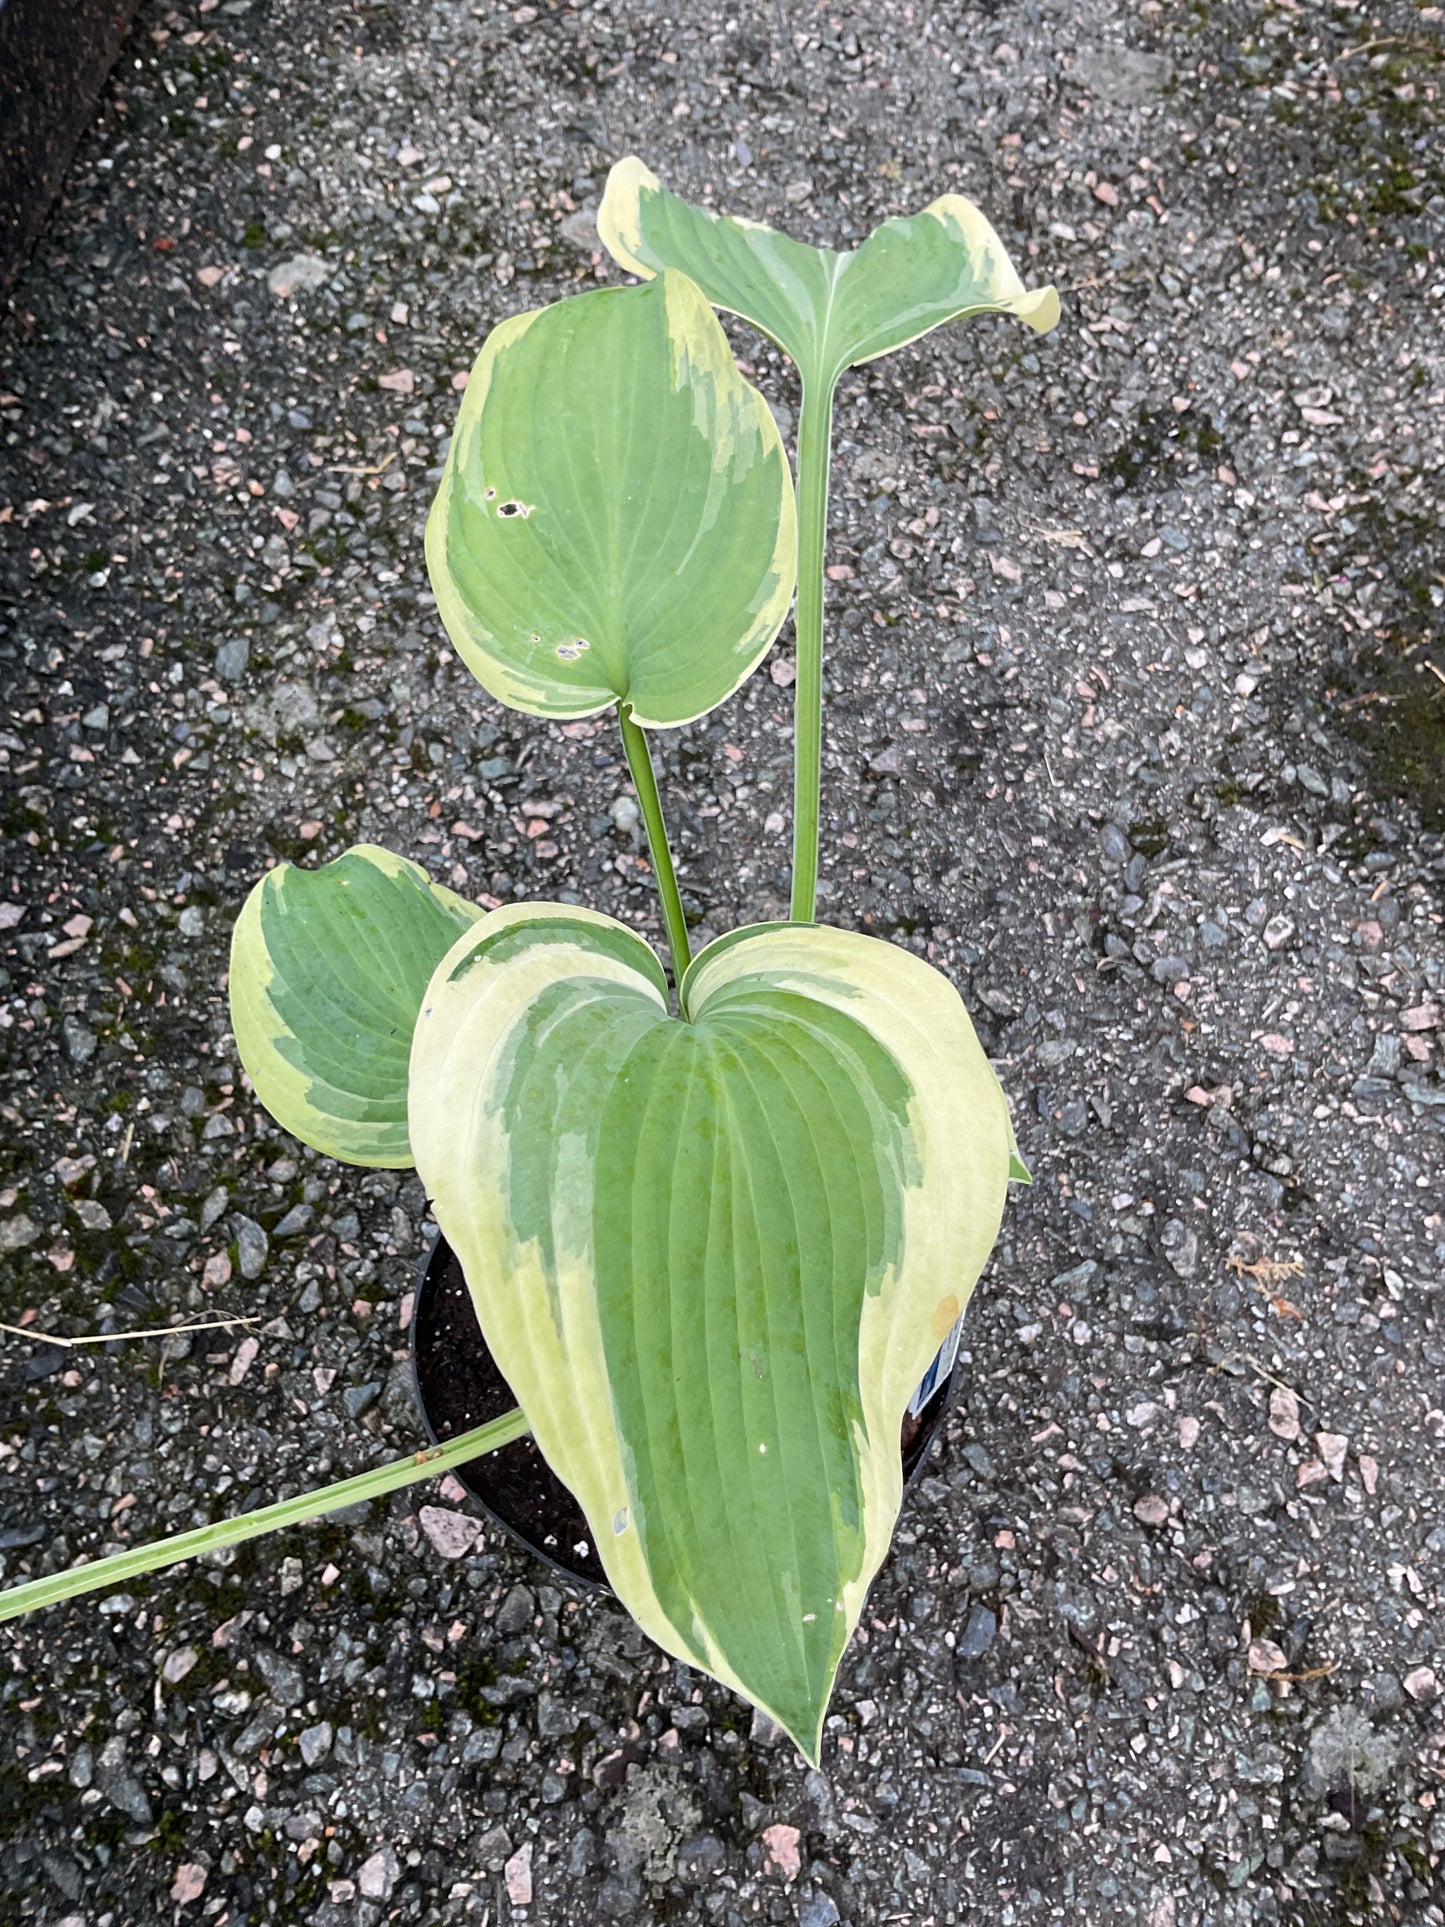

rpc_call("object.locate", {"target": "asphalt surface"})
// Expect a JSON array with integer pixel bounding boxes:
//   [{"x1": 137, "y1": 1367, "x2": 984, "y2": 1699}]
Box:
[{"x1": 1, "y1": 1, "x2": 1443, "y2": 1923}]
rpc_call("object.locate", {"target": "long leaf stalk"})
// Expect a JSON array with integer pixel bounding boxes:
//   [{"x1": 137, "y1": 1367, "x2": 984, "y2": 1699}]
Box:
[
  {"x1": 789, "y1": 378, "x2": 836, "y2": 925},
  {"x1": 0, "y1": 1406, "x2": 530, "y2": 1626},
  {"x1": 618, "y1": 700, "x2": 692, "y2": 984}
]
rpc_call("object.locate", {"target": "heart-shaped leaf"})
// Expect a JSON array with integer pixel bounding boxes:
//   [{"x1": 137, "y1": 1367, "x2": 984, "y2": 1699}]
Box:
[
  {"x1": 599, "y1": 157, "x2": 1060, "y2": 392},
  {"x1": 409, "y1": 904, "x2": 1014, "y2": 1758},
  {"x1": 230, "y1": 845, "x2": 482, "y2": 1167},
  {"x1": 426, "y1": 269, "x2": 796, "y2": 727}
]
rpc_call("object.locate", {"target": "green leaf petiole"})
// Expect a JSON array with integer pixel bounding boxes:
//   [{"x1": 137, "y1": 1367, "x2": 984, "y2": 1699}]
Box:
[
  {"x1": 618, "y1": 701, "x2": 693, "y2": 986},
  {"x1": 0, "y1": 1407, "x2": 529, "y2": 1626},
  {"x1": 789, "y1": 380, "x2": 836, "y2": 923}
]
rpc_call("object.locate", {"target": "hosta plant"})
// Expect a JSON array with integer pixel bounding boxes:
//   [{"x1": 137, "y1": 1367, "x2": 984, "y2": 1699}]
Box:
[{"x1": 2, "y1": 169, "x2": 1057, "y2": 1763}]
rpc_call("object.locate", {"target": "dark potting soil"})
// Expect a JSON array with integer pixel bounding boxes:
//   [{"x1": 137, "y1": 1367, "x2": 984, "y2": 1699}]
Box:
[{"x1": 411, "y1": 1234, "x2": 956, "y2": 1593}]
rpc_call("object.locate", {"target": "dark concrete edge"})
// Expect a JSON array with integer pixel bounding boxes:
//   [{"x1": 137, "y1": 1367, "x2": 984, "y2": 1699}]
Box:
[{"x1": 0, "y1": 0, "x2": 147, "y2": 302}]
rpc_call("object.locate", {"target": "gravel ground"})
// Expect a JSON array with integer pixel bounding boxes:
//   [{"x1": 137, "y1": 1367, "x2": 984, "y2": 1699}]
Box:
[{"x1": 2, "y1": 1, "x2": 1443, "y2": 1923}]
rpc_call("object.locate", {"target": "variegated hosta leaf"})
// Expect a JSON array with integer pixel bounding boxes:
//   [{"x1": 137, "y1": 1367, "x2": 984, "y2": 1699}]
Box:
[
  {"x1": 409, "y1": 904, "x2": 1014, "y2": 1759},
  {"x1": 230, "y1": 845, "x2": 482, "y2": 1168},
  {"x1": 425, "y1": 269, "x2": 796, "y2": 727},
  {"x1": 600, "y1": 156, "x2": 1060, "y2": 391}
]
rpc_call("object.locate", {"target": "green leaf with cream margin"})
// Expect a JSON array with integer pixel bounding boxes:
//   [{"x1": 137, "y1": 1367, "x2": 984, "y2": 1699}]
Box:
[
  {"x1": 425, "y1": 269, "x2": 796, "y2": 727},
  {"x1": 599, "y1": 156, "x2": 1060, "y2": 393},
  {"x1": 409, "y1": 903, "x2": 1016, "y2": 1759},
  {"x1": 230, "y1": 845, "x2": 482, "y2": 1168}
]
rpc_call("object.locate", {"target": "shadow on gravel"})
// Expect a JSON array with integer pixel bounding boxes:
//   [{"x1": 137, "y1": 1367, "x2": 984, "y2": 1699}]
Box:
[{"x1": 1331, "y1": 633, "x2": 1445, "y2": 833}]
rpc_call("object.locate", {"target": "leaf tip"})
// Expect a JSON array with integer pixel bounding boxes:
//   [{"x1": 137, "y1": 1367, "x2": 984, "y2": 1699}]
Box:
[
  {"x1": 749, "y1": 1692, "x2": 828, "y2": 1771},
  {"x1": 1021, "y1": 284, "x2": 1062, "y2": 336},
  {"x1": 599, "y1": 155, "x2": 661, "y2": 279}
]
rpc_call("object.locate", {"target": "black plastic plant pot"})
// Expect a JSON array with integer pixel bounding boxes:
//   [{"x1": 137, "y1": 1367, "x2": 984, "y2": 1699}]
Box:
[{"x1": 409, "y1": 1228, "x2": 964, "y2": 1595}]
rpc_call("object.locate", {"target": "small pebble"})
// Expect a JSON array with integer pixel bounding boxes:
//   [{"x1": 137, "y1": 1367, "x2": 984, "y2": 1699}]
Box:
[
  {"x1": 232, "y1": 1216, "x2": 269, "y2": 1280},
  {"x1": 162, "y1": 1646, "x2": 199, "y2": 1686},
  {"x1": 1403, "y1": 1666, "x2": 1439, "y2": 1704},
  {"x1": 956, "y1": 1604, "x2": 997, "y2": 1659},
  {"x1": 1268, "y1": 1387, "x2": 1301, "y2": 1442},
  {"x1": 419, "y1": 1505, "x2": 484, "y2": 1559},
  {"x1": 357, "y1": 1846, "x2": 399, "y2": 1902},
  {"x1": 504, "y1": 1842, "x2": 534, "y2": 1906}
]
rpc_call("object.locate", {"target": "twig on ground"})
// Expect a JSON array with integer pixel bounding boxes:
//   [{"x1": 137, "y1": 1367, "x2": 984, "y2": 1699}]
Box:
[
  {"x1": 327, "y1": 452, "x2": 396, "y2": 477},
  {"x1": 1338, "y1": 35, "x2": 1435, "y2": 59},
  {"x1": 1216, "y1": 1349, "x2": 1316, "y2": 1411},
  {"x1": 0, "y1": 1314, "x2": 261, "y2": 1349},
  {"x1": 1024, "y1": 520, "x2": 1091, "y2": 551}
]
